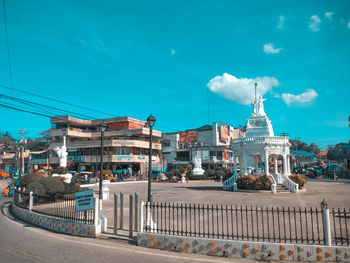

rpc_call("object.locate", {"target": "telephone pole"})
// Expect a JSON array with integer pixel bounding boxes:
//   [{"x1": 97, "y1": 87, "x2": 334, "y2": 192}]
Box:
[{"x1": 17, "y1": 129, "x2": 28, "y2": 179}]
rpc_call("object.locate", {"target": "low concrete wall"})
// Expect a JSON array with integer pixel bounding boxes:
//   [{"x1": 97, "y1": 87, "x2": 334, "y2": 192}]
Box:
[
  {"x1": 12, "y1": 202, "x2": 100, "y2": 238},
  {"x1": 137, "y1": 232, "x2": 350, "y2": 262}
]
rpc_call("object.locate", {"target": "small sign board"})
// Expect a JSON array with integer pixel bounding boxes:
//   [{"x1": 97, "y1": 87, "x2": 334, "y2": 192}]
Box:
[{"x1": 75, "y1": 189, "x2": 94, "y2": 211}]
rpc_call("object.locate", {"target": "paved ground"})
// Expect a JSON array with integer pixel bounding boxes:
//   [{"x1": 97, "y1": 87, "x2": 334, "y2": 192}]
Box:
[
  {"x1": 0, "y1": 179, "x2": 257, "y2": 263},
  {"x1": 89, "y1": 179, "x2": 350, "y2": 235}
]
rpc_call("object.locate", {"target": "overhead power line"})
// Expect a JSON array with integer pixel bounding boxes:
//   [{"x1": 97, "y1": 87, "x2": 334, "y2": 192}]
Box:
[
  {"x1": 0, "y1": 85, "x2": 117, "y2": 117},
  {"x1": 0, "y1": 102, "x2": 52, "y2": 117},
  {"x1": 2, "y1": 0, "x2": 13, "y2": 94},
  {"x1": 0, "y1": 93, "x2": 97, "y2": 119}
]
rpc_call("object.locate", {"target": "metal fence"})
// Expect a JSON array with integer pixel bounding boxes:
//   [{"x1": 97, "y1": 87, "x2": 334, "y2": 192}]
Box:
[
  {"x1": 14, "y1": 189, "x2": 95, "y2": 224},
  {"x1": 143, "y1": 202, "x2": 349, "y2": 246},
  {"x1": 330, "y1": 208, "x2": 350, "y2": 246}
]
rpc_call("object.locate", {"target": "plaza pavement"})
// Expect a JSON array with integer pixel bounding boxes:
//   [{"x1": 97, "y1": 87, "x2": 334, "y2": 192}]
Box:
[{"x1": 91, "y1": 179, "x2": 350, "y2": 235}]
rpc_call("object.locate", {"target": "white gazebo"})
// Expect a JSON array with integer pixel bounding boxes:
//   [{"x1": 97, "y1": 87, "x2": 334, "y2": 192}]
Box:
[{"x1": 224, "y1": 83, "x2": 298, "y2": 193}]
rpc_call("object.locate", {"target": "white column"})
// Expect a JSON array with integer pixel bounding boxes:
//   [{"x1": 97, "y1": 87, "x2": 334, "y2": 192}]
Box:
[
  {"x1": 255, "y1": 155, "x2": 259, "y2": 175},
  {"x1": 283, "y1": 154, "x2": 288, "y2": 176},
  {"x1": 233, "y1": 151, "x2": 238, "y2": 175},
  {"x1": 264, "y1": 150, "x2": 269, "y2": 175},
  {"x1": 287, "y1": 155, "x2": 291, "y2": 175},
  {"x1": 274, "y1": 157, "x2": 278, "y2": 175},
  {"x1": 243, "y1": 149, "x2": 248, "y2": 175}
]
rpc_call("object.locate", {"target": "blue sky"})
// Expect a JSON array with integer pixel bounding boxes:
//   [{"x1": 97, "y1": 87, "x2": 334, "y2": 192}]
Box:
[{"x1": 0, "y1": 0, "x2": 349, "y2": 149}]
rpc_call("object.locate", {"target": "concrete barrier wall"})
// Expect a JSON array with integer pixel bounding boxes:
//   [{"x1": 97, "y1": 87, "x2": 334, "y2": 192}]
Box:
[
  {"x1": 12, "y1": 201, "x2": 100, "y2": 238},
  {"x1": 137, "y1": 232, "x2": 350, "y2": 262}
]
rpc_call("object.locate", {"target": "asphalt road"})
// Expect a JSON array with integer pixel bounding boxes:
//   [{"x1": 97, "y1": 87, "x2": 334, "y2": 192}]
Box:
[{"x1": 0, "y1": 180, "x2": 255, "y2": 263}]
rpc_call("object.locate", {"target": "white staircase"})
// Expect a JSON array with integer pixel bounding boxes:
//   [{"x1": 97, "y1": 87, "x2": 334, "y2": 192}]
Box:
[{"x1": 222, "y1": 174, "x2": 238, "y2": 191}]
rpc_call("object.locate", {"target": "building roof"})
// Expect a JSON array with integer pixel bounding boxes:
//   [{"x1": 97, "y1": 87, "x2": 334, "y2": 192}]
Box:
[
  {"x1": 290, "y1": 150, "x2": 317, "y2": 157},
  {"x1": 318, "y1": 151, "x2": 328, "y2": 157}
]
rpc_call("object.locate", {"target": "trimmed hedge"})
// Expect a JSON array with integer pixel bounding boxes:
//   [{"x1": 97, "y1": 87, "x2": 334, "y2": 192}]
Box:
[
  {"x1": 289, "y1": 174, "x2": 306, "y2": 189},
  {"x1": 188, "y1": 173, "x2": 208, "y2": 180},
  {"x1": 25, "y1": 182, "x2": 46, "y2": 195},
  {"x1": 236, "y1": 174, "x2": 272, "y2": 190},
  {"x1": 54, "y1": 166, "x2": 68, "y2": 175},
  {"x1": 20, "y1": 173, "x2": 46, "y2": 188},
  {"x1": 38, "y1": 177, "x2": 65, "y2": 195}
]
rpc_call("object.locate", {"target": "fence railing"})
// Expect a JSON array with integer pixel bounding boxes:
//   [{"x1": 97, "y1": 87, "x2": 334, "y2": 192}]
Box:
[
  {"x1": 330, "y1": 208, "x2": 350, "y2": 246},
  {"x1": 14, "y1": 189, "x2": 95, "y2": 225},
  {"x1": 142, "y1": 202, "x2": 349, "y2": 246}
]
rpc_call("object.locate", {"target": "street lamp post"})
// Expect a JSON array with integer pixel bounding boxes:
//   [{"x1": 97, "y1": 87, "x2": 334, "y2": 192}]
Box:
[
  {"x1": 99, "y1": 123, "x2": 107, "y2": 201},
  {"x1": 147, "y1": 114, "x2": 156, "y2": 203}
]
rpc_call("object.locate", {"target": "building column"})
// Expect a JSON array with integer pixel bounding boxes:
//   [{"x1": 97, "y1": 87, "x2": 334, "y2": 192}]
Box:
[
  {"x1": 283, "y1": 154, "x2": 288, "y2": 176},
  {"x1": 287, "y1": 155, "x2": 291, "y2": 175},
  {"x1": 233, "y1": 151, "x2": 238, "y2": 175},
  {"x1": 274, "y1": 157, "x2": 279, "y2": 175},
  {"x1": 255, "y1": 155, "x2": 259, "y2": 175},
  {"x1": 112, "y1": 163, "x2": 117, "y2": 171},
  {"x1": 264, "y1": 150, "x2": 269, "y2": 176},
  {"x1": 242, "y1": 148, "x2": 248, "y2": 175}
]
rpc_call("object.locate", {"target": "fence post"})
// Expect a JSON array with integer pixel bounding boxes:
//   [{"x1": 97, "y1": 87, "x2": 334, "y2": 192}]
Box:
[
  {"x1": 120, "y1": 192, "x2": 124, "y2": 229},
  {"x1": 134, "y1": 193, "x2": 138, "y2": 231},
  {"x1": 29, "y1": 191, "x2": 33, "y2": 211},
  {"x1": 321, "y1": 199, "x2": 331, "y2": 246},
  {"x1": 129, "y1": 194, "x2": 134, "y2": 237},
  {"x1": 94, "y1": 197, "x2": 99, "y2": 226},
  {"x1": 114, "y1": 192, "x2": 118, "y2": 234},
  {"x1": 139, "y1": 201, "x2": 144, "y2": 233}
]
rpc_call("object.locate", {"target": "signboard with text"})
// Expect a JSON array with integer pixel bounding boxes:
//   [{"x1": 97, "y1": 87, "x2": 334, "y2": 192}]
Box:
[
  {"x1": 179, "y1": 130, "x2": 198, "y2": 143},
  {"x1": 220, "y1": 122, "x2": 229, "y2": 141},
  {"x1": 75, "y1": 189, "x2": 94, "y2": 211}
]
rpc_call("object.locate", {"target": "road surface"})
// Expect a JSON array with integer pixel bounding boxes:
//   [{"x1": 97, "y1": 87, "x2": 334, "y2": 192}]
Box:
[{"x1": 0, "y1": 180, "x2": 254, "y2": 263}]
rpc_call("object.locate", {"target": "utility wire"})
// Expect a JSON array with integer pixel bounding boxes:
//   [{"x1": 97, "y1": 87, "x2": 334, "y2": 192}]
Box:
[
  {"x1": 2, "y1": 0, "x2": 13, "y2": 94},
  {"x1": 0, "y1": 85, "x2": 116, "y2": 117},
  {"x1": 0, "y1": 93, "x2": 97, "y2": 119},
  {"x1": 0, "y1": 102, "x2": 52, "y2": 117}
]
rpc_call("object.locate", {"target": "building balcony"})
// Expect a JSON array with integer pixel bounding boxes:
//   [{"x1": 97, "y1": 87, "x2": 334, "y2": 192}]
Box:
[
  {"x1": 49, "y1": 127, "x2": 162, "y2": 139},
  {"x1": 232, "y1": 136, "x2": 289, "y2": 146},
  {"x1": 50, "y1": 138, "x2": 161, "y2": 150},
  {"x1": 48, "y1": 154, "x2": 161, "y2": 164}
]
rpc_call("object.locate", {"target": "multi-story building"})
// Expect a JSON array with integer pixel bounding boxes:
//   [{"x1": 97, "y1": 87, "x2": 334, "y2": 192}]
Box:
[
  {"x1": 162, "y1": 122, "x2": 242, "y2": 170},
  {"x1": 46, "y1": 115, "x2": 162, "y2": 176}
]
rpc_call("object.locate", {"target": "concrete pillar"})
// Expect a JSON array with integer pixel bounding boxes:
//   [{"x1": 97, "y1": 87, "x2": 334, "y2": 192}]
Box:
[
  {"x1": 274, "y1": 157, "x2": 278, "y2": 175},
  {"x1": 255, "y1": 155, "x2": 259, "y2": 175},
  {"x1": 233, "y1": 152, "x2": 238, "y2": 175},
  {"x1": 264, "y1": 150, "x2": 269, "y2": 175},
  {"x1": 242, "y1": 149, "x2": 248, "y2": 175},
  {"x1": 287, "y1": 155, "x2": 291, "y2": 175},
  {"x1": 283, "y1": 154, "x2": 287, "y2": 176}
]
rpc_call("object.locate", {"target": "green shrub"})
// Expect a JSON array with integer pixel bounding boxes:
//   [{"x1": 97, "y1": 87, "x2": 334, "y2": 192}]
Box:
[
  {"x1": 54, "y1": 166, "x2": 68, "y2": 175},
  {"x1": 20, "y1": 173, "x2": 46, "y2": 188},
  {"x1": 39, "y1": 177, "x2": 65, "y2": 195},
  {"x1": 166, "y1": 170, "x2": 181, "y2": 181},
  {"x1": 204, "y1": 169, "x2": 217, "y2": 179},
  {"x1": 215, "y1": 170, "x2": 226, "y2": 181},
  {"x1": 253, "y1": 175, "x2": 272, "y2": 190},
  {"x1": 188, "y1": 173, "x2": 208, "y2": 180},
  {"x1": 236, "y1": 175, "x2": 255, "y2": 189},
  {"x1": 289, "y1": 174, "x2": 306, "y2": 189},
  {"x1": 25, "y1": 182, "x2": 46, "y2": 195}
]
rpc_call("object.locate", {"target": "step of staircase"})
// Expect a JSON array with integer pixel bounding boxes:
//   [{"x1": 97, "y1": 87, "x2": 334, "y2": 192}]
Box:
[{"x1": 276, "y1": 184, "x2": 291, "y2": 193}]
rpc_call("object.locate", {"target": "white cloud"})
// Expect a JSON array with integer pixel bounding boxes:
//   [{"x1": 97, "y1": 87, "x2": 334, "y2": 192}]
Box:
[
  {"x1": 309, "y1": 15, "x2": 321, "y2": 31},
  {"x1": 277, "y1": 15, "x2": 285, "y2": 29},
  {"x1": 207, "y1": 73, "x2": 279, "y2": 105},
  {"x1": 325, "y1": 11, "x2": 334, "y2": 20},
  {"x1": 170, "y1": 49, "x2": 176, "y2": 55},
  {"x1": 281, "y1": 89, "x2": 318, "y2": 106},
  {"x1": 263, "y1": 43, "x2": 282, "y2": 54}
]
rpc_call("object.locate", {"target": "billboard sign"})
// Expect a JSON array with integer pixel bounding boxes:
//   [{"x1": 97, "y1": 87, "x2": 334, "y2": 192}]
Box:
[
  {"x1": 75, "y1": 189, "x2": 94, "y2": 211},
  {"x1": 179, "y1": 130, "x2": 198, "y2": 143},
  {"x1": 220, "y1": 122, "x2": 229, "y2": 141}
]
